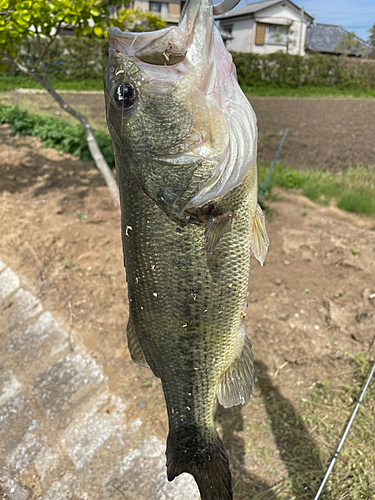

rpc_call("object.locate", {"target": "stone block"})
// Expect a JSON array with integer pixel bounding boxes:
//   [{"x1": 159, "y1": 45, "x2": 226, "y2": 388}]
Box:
[
  {"x1": 0, "y1": 395, "x2": 35, "y2": 456},
  {"x1": 63, "y1": 393, "x2": 136, "y2": 471},
  {"x1": 0, "y1": 267, "x2": 20, "y2": 301},
  {"x1": 6, "y1": 311, "x2": 70, "y2": 373},
  {"x1": 43, "y1": 473, "x2": 89, "y2": 500},
  {"x1": 1, "y1": 288, "x2": 43, "y2": 335},
  {"x1": 8, "y1": 424, "x2": 46, "y2": 474},
  {"x1": 0, "y1": 370, "x2": 22, "y2": 406},
  {"x1": 104, "y1": 436, "x2": 199, "y2": 500},
  {"x1": 32, "y1": 353, "x2": 104, "y2": 427}
]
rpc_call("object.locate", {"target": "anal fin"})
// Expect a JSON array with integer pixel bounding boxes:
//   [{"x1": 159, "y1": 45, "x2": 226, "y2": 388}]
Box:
[
  {"x1": 250, "y1": 203, "x2": 269, "y2": 266},
  {"x1": 127, "y1": 317, "x2": 150, "y2": 369},
  {"x1": 217, "y1": 325, "x2": 254, "y2": 408}
]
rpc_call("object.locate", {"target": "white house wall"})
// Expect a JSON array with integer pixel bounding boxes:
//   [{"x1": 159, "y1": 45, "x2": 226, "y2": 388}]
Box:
[
  {"x1": 221, "y1": 2, "x2": 308, "y2": 55},
  {"x1": 134, "y1": 0, "x2": 149, "y2": 11},
  {"x1": 225, "y1": 19, "x2": 254, "y2": 52},
  {"x1": 255, "y1": 3, "x2": 305, "y2": 55}
]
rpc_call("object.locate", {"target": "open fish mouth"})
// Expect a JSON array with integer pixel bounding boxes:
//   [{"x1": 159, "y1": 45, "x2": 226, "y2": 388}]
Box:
[{"x1": 107, "y1": 0, "x2": 241, "y2": 67}]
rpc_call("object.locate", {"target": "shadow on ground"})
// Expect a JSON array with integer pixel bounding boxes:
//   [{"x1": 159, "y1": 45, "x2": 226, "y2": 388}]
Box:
[{"x1": 216, "y1": 360, "x2": 326, "y2": 499}]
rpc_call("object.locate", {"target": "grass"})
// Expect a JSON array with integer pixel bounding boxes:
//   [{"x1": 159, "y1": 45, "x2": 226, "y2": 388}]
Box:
[
  {"x1": 0, "y1": 87, "x2": 107, "y2": 131},
  {"x1": 244, "y1": 85, "x2": 375, "y2": 99},
  {"x1": 247, "y1": 352, "x2": 375, "y2": 499},
  {"x1": 0, "y1": 76, "x2": 104, "y2": 91},
  {"x1": 1, "y1": 77, "x2": 375, "y2": 99},
  {"x1": 258, "y1": 162, "x2": 375, "y2": 216}
]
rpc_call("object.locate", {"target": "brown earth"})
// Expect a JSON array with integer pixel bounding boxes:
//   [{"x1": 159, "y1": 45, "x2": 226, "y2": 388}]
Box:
[
  {"x1": 1, "y1": 89, "x2": 375, "y2": 171},
  {"x1": 1, "y1": 123, "x2": 375, "y2": 498},
  {"x1": 252, "y1": 98, "x2": 375, "y2": 171}
]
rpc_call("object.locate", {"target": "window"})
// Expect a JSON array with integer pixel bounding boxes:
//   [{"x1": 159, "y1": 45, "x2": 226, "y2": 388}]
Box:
[
  {"x1": 149, "y1": 2, "x2": 168, "y2": 15},
  {"x1": 225, "y1": 24, "x2": 233, "y2": 35},
  {"x1": 255, "y1": 23, "x2": 289, "y2": 46},
  {"x1": 265, "y1": 25, "x2": 288, "y2": 46}
]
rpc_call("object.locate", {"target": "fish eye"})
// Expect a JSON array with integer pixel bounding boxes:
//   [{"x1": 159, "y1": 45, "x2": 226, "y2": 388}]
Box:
[{"x1": 114, "y1": 83, "x2": 136, "y2": 109}]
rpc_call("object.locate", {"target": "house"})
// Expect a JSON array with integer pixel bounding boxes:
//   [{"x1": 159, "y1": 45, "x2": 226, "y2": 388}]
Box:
[
  {"x1": 215, "y1": 0, "x2": 313, "y2": 55},
  {"x1": 112, "y1": 0, "x2": 182, "y2": 25},
  {"x1": 305, "y1": 23, "x2": 371, "y2": 57}
]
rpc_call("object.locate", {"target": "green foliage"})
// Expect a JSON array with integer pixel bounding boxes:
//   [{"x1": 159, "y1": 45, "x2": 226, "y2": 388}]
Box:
[
  {"x1": 0, "y1": 75, "x2": 104, "y2": 90},
  {"x1": 278, "y1": 170, "x2": 306, "y2": 189},
  {"x1": 244, "y1": 85, "x2": 375, "y2": 98},
  {"x1": 0, "y1": 0, "x2": 110, "y2": 64},
  {"x1": 111, "y1": 7, "x2": 166, "y2": 32},
  {"x1": 334, "y1": 31, "x2": 368, "y2": 57},
  {"x1": 257, "y1": 162, "x2": 375, "y2": 216},
  {"x1": 15, "y1": 37, "x2": 109, "y2": 81},
  {"x1": 0, "y1": 102, "x2": 114, "y2": 168},
  {"x1": 337, "y1": 191, "x2": 375, "y2": 215},
  {"x1": 232, "y1": 51, "x2": 375, "y2": 91},
  {"x1": 1, "y1": 4, "x2": 165, "y2": 81},
  {"x1": 369, "y1": 22, "x2": 375, "y2": 47}
]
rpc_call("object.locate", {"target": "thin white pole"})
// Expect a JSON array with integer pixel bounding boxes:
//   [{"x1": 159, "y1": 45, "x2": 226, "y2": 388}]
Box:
[{"x1": 313, "y1": 360, "x2": 375, "y2": 500}]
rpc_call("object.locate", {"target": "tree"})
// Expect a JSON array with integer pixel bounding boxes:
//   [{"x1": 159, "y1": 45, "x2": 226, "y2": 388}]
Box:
[
  {"x1": 0, "y1": 0, "x2": 120, "y2": 204},
  {"x1": 334, "y1": 31, "x2": 367, "y2": 57},
  {"x1": 369, "y1": 22, "x2": 375, "y2": 58}
]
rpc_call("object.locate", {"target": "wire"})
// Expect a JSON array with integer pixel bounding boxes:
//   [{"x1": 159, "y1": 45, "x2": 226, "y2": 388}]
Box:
[
  {"x1": 258, "y1": 128, "x2": 288, "y2": 203},
  {"x1": 313, "y1": 359, "x2": 375, "y2": 500}
]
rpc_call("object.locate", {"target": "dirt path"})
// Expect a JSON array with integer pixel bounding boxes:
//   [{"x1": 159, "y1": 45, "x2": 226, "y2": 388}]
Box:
[{"x1": 1, "y1": 125, "x2": 375, "y2": 498}]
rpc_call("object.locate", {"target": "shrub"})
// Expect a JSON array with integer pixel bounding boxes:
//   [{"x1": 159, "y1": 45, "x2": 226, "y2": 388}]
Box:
[{"x1": 231, "y1": 52, "x2": 375, "y2": 91}]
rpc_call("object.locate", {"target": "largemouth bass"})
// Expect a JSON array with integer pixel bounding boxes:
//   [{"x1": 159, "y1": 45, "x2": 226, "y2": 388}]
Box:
[{"x1": 105, "y1": 0, "x2": 269, "y2": 497}]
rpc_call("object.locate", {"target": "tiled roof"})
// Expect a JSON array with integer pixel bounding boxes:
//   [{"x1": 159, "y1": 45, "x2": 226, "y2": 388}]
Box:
[
  {"x1": 215, "y1": 0, "x2": 313, "y2": 20},
  {"x1": 306, "y1": 23, "x2": 371, "y2": 55}
]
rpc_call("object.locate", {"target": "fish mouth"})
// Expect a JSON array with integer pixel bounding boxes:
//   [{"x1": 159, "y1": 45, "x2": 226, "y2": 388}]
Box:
[{"x1": 107, "y1": 0, "x2": 216, "y2": 67}]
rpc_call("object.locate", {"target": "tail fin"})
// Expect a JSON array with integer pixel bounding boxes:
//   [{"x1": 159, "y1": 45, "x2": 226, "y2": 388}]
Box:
[{"x1": 166, "y1": 437, "x2": 232, "y2": 500}]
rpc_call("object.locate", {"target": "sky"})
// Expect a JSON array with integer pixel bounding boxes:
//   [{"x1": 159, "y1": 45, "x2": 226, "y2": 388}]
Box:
[{"x1": 233, "y1": 0, "x2": 375, "y2": 41}]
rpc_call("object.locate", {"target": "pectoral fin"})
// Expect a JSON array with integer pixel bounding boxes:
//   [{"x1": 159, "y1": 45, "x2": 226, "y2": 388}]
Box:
[
  {"x1": 217, "y1": 325, "x2": 254, "y2": 408},
  {"x1": 204, "y1": 210, "x2": 234, "y2": 254},
  {"x1": 127, "y1": 317, "x2": 149, "y2": 369},
  {"x1": 250, "y1": 203, "x2": 269, "y2": 266}
]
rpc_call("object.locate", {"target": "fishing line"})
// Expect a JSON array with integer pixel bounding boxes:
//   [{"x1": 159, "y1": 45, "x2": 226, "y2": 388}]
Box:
[
  {"x1": 258, "y1": 127, "x2": 288, "y2": 203},
  {"x1": 313, "y1": 358, "x2": 375, "y2": 500}
]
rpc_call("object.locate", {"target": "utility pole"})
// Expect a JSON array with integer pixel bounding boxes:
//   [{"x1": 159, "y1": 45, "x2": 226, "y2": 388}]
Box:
[{"x1": 299, "y1": 5, "x2": 304, "y2": 55}]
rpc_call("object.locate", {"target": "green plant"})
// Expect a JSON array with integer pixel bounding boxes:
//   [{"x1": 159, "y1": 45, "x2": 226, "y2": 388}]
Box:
[
  {"x1": 257, "y1": 161, "x2": 375, "y2": 216},
  {"x1": 0, "y1": 0, "x2": 123, "y2": 204},
  {"x1": 231, "y1": 52, "x2": 375, "y2": 91},
  {"x1": 0, "y1": 103, "x2": 114, "y2": 168},
  {"x1": 279, "y1": 170, "x2": 306, "y2": 189}
]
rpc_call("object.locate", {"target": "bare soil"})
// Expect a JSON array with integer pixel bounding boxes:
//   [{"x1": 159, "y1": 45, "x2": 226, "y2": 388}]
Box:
[
  {"x1": 1, "y1": 123, "x2": 375, "y2": 498},
  {"x1": 252, "y1": 98, "x2": 375, "y2": 171},
  {"x1": 1, "y1": 89, "x2": 375, "y2": 171}
]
